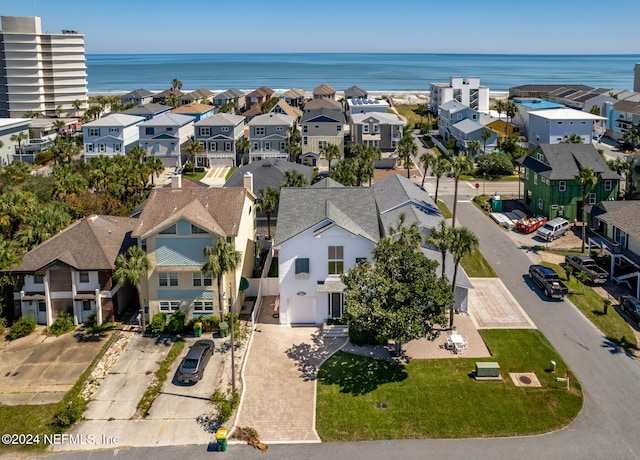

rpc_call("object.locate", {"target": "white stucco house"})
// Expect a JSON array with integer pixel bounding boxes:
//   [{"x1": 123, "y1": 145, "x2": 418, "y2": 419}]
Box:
[{"x1": 83, "y1": 114, "x2": 145, "y2": 162}]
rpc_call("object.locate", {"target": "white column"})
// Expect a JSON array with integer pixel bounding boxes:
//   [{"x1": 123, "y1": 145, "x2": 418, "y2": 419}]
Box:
[
  {"x1": 44, "y1": 269, "x2": 53, "y2": 327},
  {"x1": 95, "y1": 288, "x2": 102, "y2": 326},
  {"x1": 71, "y1": 271, "x2": 79, "y2": 325}
]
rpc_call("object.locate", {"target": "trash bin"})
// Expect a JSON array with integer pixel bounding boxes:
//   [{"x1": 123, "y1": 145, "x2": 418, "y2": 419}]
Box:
[
  {"x1": 215, "y1": 428, "x2": 228, "y2": 452},
  {"x1": 219, "y1": 321, "x2": 229, "y2": 337},
  {"x1": 491, "y1": 195, "x2": 502, "y2": 212},
  {"x1": 194, "y1": 321, "x2": 202, "y2": 338}
]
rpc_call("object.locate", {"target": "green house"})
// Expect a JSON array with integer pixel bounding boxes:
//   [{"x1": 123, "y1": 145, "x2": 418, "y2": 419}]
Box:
[{"x1": 519, "y1": 144, "x2": 620, "y2": 220}]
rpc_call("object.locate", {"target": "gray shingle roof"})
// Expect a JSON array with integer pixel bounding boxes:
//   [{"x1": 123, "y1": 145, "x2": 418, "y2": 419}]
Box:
[
  {"x1": 139, "y1": 113, "x2": 194, "y2": 127},
  {"x1": 597, "y1": 201, "x2": 640, "y2": 240},
  {"x1": 122, "y1": 103, "x2": 171, "y2": 117},
  {"x1": 275, "y1": 186, "x2": 379, "y2": 245},
  {"x1": 195, "y1": 113, "x2": 245, "y2": 127},
  {"x1": 350, "y1": 112, "x2": 404, "y2": 125},
  {"x1": 9, "y1": 215, "x2": 137, "y2": 272},
  {"x1": 304, "y1": 98, "x2": 342, "y2": 111},
  {"x1": 224, "y1": 159, "x2": 314, "y2": 191},
  {"x1": 132, "y1": 188, "x2": 248, "y2": 239},
  {"x1": 452, "y1": 118, "x2": 484, "y2": 134},
  {"x1": 313, "y1": 83, "x2": 336, "y2": 95},
  {"x1": 438, "y1": 100, "x2": 469, "y2": 113},
  {"x1": 344, "y1": 85, "x2": 367, "y2": 98},
  {"x1": 300, "y1": 108, "x2": 344, "y2": 124},
  {"x1": 83, "y1": 113, "x2": 145, "y2": 127},
  {"x1": 121, "y1": 88, "x2": 154, "y2": 99},
  {"x1": 520, "y1": 144, "x2": 620, "y2": 181},
  {"x1": 248, "y1": 113, "x2": 293, "y2": 126}
]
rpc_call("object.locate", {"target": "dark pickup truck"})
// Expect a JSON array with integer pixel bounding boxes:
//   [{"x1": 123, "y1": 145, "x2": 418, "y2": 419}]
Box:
[
  {"x1": 528, "y1": 265, "x2": 569, "y2": 299},
  {"x1": 564, "y1": 254, "x2": 609, "y2": 284}
]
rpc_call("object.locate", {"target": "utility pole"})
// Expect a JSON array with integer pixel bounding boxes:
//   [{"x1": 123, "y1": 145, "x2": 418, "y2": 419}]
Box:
[{"x1": 229, "y1": 282, "x2": 235, "y2": 393}]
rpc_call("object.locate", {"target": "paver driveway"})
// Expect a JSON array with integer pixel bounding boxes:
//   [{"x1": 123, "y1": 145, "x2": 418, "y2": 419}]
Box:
[{"x1": 235, "y1": 297, "x2": 346, "y2": 443}]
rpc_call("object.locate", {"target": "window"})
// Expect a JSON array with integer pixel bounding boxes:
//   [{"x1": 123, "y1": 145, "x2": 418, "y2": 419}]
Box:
[
  {"x1": 200, "y1": 127, "x2": 211, "y2": 136},
  {"x1": 318, "y1": 140, "x2": 327, "y2": 150},
  {"x1": 193, "y1": 271, "x2": 213, "y2": 287},
  {"x1": 276, "y1": 126, "x2": 283, "y2": 131},
  {"x1": 88, "y1": 128, "x2": 99, "y2": 137},
  {"x1": 295, "y1": 258, "x2": 310, "y2": 279},
  {"x1": 109, "y1": 127, "x2": 119, "y2": 133},
  {"x1": 191, "y1": 224, "x2": 207, "y2": 234},
  {"x1": 34, "y1": 274, "x2": 44, "y2": 284},
  {"x1": 264, "y1": 142, "x2": 270, "y2": 151},
  {"x1": 355, "y1": 257, "x2": 367, "y2": 263},
  {"x1": 337, "y1": 125, "x2": 342, "y2": 132},
  {"x1": 159, "y1": 224, "x2": 176, "y2": 234},
  {"x1": 82, "y1": 300, "x2": 92, "y2": 311},
  {"x1": 193, "y1": 301, "x2": 214, "y2": 315},
  {"x1": 166, "y1": 127, "x2": 173, "y2": 132},
  {"x1": 589, "y1": 192, "x2": 597, "y2": 205},
  {"x1": 604, "y1": 180, "x2": 612, "y2": 191},
  {"x1": 534, "y1": 173, "x2": 537, "y2": 185},
  {"x1": 38, "y1": 301, "x2": 46, "y2": 312},
  {"x1": 559, "y1": 181, "x2": 566, "y2": 192},
  {"x1": 363, "y1": 124, "x2": 369, "y2": 134},
  {"x1": 525, "y1": 169, "x2": 529, "y2": 179},
  {"x1": 114, "y1": 143, "x2": 121, "y2": 152},
  {"x1": 98, "y1": 144, "x2": 106, "y2": 152},
  {"x1": 141, "y1": 239, "x2": 147, "y2": 252},
  {"x1": 79, "y1": 271, "x2": 89, "y2": 283},
  {"x1": 303, "y1": 136, "x2": 308, "y2": 145},
  {"x1": 154, "y1": 143, "x2": 160, "y2": 152},
  {"x1": 280, "y1": 142, "x2": 286, "y2": 151},
  {"x1": 225, "y1": 142, "x2": 232, "y2": 151},
  {"x1": 221, "y1": 127, "x2": 229, "y2": 132},
  {"x1": 303, "y1": 125, "x2": 308, "y2": 133},
  {"x1": 557, "y1": 121, "x2": 563, "y2": 125},
  {"x1": 536, "y1": 152, "x2": 544, "y2": 162},
  {"x1": 328, "y1": 246, "x2": 344, "y2": 274},
  {"x1": 210, "y1": 142, "x2": 217, "y2": 152},
  {"x1": 538, "y1": 199, "x2": 543, "y2": 210},
  {"x1": 159, "y1": 301, "x2": 180, "y2": 312},
  {"x1": 145, "y1": 127, "x2": 155, "y2": 135},
  {"x1": 86, "y1": 144, "x2": 93, "y2": 152},
  {"x1": 255, "y1": 127, "x2": 265, "y2": 136},
  {"x1": 252, "y1": 142, "x2": 259, "y2": 150},
  {"x1": 159, "y1": 272, "x2": 178, "y2": 287}
]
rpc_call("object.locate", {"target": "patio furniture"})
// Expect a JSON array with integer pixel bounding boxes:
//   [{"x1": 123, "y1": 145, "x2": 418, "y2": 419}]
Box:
[{"x1": 450, "y1": 334, "x2": 465, "y2": 353}]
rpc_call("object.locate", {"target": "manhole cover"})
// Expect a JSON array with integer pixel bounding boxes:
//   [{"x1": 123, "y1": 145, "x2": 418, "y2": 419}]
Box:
[
  {"x1": 519, "y1": 376, "x2": 532, "y2": 384},
  {"x1": 376, "y1": 402, "x2": 388, "y2": 409}
]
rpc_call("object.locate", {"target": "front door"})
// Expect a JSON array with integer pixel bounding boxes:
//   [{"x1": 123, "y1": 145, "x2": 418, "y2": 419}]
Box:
[
  {"x1": 81, "y1": 300, "x2": 93, "y2": 323},
  {"x1": 329, "y1": 292, "x2": 344, "y2": 318},
  {"x1": 37, "y1": 301, "x2": 47, "y2": 325}
]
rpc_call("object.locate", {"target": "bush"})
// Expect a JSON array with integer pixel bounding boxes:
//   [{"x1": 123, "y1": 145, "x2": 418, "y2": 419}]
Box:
[
  {"x1": 49, "y1": 312, "x2": 75, "y2": 336},
  {"x1": 166, "y1": 310, "x2": 186, "y2": 334},
  {"x1": 210, "y1": 389, "x2": 240, "y2": 423},
  {"x1": 85, "y1": 312, "x2": 98, "y2": 329},
  {"x1": 8, "y1": 315, "x2": 36, "y2": 340},
  {"x1": 199, "y1": 315, "x2": 220, "y2": 332},
  {"x1": 475, "y1": 152, "x2": 514, "y2": 177},
  {"x1": 150, "y1": 312, "x2": 167, "y2": 334},
  {"x1": 0, "y1": 317, "x2": 6, "y2": 335},
  {"x1": 52, "y1": 396, "x2": 84, "y2": 430}
]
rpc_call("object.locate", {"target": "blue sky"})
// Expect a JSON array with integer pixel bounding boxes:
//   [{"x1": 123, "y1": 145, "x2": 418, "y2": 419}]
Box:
[{"x1": 2, "y1": 0, "x2": 639, "y2": 54}]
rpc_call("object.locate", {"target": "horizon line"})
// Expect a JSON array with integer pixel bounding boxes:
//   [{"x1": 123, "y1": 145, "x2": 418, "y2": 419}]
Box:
[{"x1": 84, "y1": 51, "x2": 640, "y2": 57}]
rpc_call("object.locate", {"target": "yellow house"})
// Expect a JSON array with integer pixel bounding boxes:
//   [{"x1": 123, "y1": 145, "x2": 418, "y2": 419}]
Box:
[{"x1": 487, "y1": 119, "x2": 520, "y2": 137}]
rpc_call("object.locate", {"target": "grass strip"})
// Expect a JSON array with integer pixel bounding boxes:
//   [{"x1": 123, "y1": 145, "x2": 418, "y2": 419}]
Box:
[
  {"x1": 461, "y1": 246, "x2": 498, "y2": 278},
  {"x1": 136, "y1": 338, "x2": 185, "y2": 418},
  {"x1": 436, "y1": 200, "x2": 452, "y2": 219}
]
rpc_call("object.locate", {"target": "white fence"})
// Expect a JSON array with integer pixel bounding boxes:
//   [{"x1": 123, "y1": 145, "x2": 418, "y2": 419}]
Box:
[{"x1": 248, "y1": 243, "x2": 279, "y2": 329}]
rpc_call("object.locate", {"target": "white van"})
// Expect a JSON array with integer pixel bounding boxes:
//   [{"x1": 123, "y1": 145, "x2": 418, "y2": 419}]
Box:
[{"x1": 536, "y1": 217, "x2": 570, "y2": 241}]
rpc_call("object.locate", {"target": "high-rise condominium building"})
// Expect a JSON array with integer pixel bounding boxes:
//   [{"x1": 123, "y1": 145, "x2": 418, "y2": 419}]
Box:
[{"x1": 0, "y1": 16, "x2": 87, "y2": 118}]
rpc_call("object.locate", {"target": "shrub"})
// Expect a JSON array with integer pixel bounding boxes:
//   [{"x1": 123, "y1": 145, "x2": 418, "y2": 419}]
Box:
[
  {"x1": 210, "y1": 389, "x2": 240, "y2": 423},
  {"x1": 0, "y1": 317, "x2": 6, "y2": 335},
  {"x1": 52, "y1": 396, "x2": 84, "y2": 430},
  {"x1": 199, "y1": 315, "x2": 220, "y2": 332},
  {"x1": 49, "y1": 312, "x2": 75, "y2": 336},
  {"x1": 85, "y1": 312, "x2": 98, "y2": 329},
  {"x1": 150, "y1": 312, "x2": 167, "y2": 334},
  {"x1": 8, "y1": 315, "x2": 36, "y2": 340},
  {"x1": 166, "y1": 310, "x2": 186, "y2": 334}
]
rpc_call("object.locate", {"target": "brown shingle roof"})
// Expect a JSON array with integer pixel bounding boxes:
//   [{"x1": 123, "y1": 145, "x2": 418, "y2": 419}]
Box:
[
  {"x1": 245, "y1": 86, "x2": 274, "y2": 98},
  {"x1": 171, "y1": 102, "x2": 214, "y2": 114},
  {"x1": 313, "y1": 83, "x2": 336, "y2": 95},
  {"x1": 132, "y1": 188, "x2": 248, "y2": 239},
  {"x1": 10, "y1": 215, "x2": 137, "y2": 272}
]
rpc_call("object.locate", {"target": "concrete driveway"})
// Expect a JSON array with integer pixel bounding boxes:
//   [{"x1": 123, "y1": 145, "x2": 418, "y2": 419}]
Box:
[
  {"x1": 0, "y1": 326, "x2": 107, "y2": 405},
  {"x1": 235, "y1": 297, "x2": 346, "y2": 443}
]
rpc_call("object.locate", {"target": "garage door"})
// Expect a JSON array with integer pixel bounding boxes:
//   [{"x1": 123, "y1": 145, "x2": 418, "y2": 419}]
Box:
[{"x1": 286, "y1": 297, "x2": 316, "y2": 325}]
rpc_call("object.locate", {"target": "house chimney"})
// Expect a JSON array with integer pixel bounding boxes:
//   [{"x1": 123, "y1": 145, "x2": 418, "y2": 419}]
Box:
[
  {"x1": 171, "y1": 174, "x2": 182, "y2": 189},
  {"x1": 243, "y1": 172, "x2": 253, "y2": 194}
]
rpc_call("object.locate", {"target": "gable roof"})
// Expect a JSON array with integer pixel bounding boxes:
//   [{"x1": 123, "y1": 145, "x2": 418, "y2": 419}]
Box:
[
  {"x1": 139, "y1": 113, "x2": 194, "y2": 127},
  {"x1": 344, "y1": 85, "x2": 367, "y2": 98},
  {"x1": 83, "y1": 113, "x2": 145, "y2": 128},
  {"x1": 132, "y1": 188, "x2": 249, "y2": 239},
  {"x1": 248, "y1": 113, "x2": 293, "y2": 126},
  {"x1": 153, "y1": 88, "x2": 184, "y2": 98},
  {"x1": 245, "y1": 86, "x2": 274, "y2": 98},
  {"x1": 350, "y1": 112, "x2": 405, "y2": 125},
  {"x1": 270, "y1": 99, "x2": 303, "y2": 119},
  {"x1": 520, "y1": 143, "x2": 620, "y2": 181},
  {"x1": 612, "y1": 100, "x2": 640, "y2": 114},
  {"x1": 195, "y1": 113, "x2": 245, "y2": 127},
  {"x1": 121, "y1": 88, "x2": 154, "y2": 100},
  {"x1": 282, "y1": 88, "x2": 306, "y2": 99},
  {"x1": 304, "y1": 98, "x2": 342, "y2": 112},
  {"x1": 439, "y1": 100, "x2": 470, "y2": 113},
  {"x1": 171, "y1": 102, "x2": 214, "y2": 115},
  {"x1": 224, "y1": 158, "x2": 314, "y2": 190},
  {"x1": 214, "y1": 88, "x2": 245, "y2": 100},
  {"x1": 122, "y1": 103, "x2": 171, "y2": 117},
  {"x1": 10, "y1": 215, "x2": 136, "y2": 272},
  {"x1": 300, "y1": 108, "x2": 344, "y2": 124},
  {"x1": 275, "y1": 186, "x2": 379, "y2": 245},
  {"x1": 452, "y1": 118, "x2": 485, "y2": 134},
  {"x1": 313, "y1": 83, "x2": 336, "y2": 95},
  {"x1": 180, "y1": 88, "x2": 214, "y2": 100},
  {"x1": 597, "y1": 201, "x2": 640, "y2": 239}
]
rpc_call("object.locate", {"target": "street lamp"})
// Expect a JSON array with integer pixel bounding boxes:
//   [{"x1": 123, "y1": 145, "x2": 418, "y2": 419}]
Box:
[{"x1": 229, "y1": 282, "x2": 235, "y2": 393}]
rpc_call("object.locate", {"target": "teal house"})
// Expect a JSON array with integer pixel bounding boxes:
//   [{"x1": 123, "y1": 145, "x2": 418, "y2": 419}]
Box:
[{"x1": 519, "y1": 143, "x2": 620, "y2": 220}]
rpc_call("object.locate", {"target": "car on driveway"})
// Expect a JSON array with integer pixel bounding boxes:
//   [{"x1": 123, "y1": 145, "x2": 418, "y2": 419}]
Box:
[
  {"x1": 177, "y1": 339, "x2": 214, "y2": 384},
  {"x1": 528, "y1": 264, "x2": 569, "y2": 299},
  {"x1": 619, "y1": 296, "x2": 640, "y2": 328}
]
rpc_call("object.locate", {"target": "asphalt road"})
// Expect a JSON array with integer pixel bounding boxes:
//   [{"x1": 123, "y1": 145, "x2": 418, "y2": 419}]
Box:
[{"x1": 45, "y1": 176, "x2": 640, "y2": 460}]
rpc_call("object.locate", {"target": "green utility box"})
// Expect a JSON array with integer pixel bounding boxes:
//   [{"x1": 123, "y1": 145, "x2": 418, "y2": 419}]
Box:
[
  {"x1": 219, "y1": 321, "x2": 229, "y2": 337},
  {"x1": 476, "y1": 361, "x2": 500, "y2": 378}
]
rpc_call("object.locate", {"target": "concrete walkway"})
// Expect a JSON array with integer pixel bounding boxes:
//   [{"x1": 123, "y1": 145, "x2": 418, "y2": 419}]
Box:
[{"x1": 234, "y1": 296, "x2": 346, "y2": 443}]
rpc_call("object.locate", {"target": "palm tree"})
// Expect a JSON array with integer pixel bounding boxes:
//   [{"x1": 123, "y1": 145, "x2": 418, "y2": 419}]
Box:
[
  {"x1": 10, "y1": 132, "x2": 29, "y2": 163},
  {"x1": 23, "y1": 110, "x2": 40, "y2": 119},
  {"x1": 184, "y1": 138, "x2": 204, "y2": 172},
  {"x1": 146, "y1": 156, "x2": 165, "y2": 186},
  {"x1": 236, "y1": 137, "x2": 251, "y2": 165},
  {"x1": 419, "y1": 152, "x2": 433, "y2": 188},
  {"x1": 286, "y1": 126, "x2": 301, "y2": 163},
  {"x1": 575, "y1": 166, "x2": 597, "y2": 253},
  {"x1": 427, "y1": 155, "x2": 451, "y2": 203},
  {"x1": 451, "y1": 155, "x2": 473, "y2": 228},
  {"x1": 608, "y1": 155, "x2": 636, "y2": 198},
  {"x1": 387, "y1": 213, "x2": 422, "y2": 249},
  {"x1": 426, "y1": 220, "x2": 452, "y2": 279},
  {"x1": 467, "y1": 140, "x2": 481, "y2": 157},
  {"x1": 623, "y1": 127, "x2": 640, "y2": 150},
  {"x1": 493, "y1": 99, "x2": 506, "y2": 131},
  {"x1": 449, "y1": 227, "x2": 479, "y2": 328},
  {"x1": 202, "y1": 239, "x2": 242, "y2": 320},
  {"x1": 114, "y1": 246, "x2": 151, "y2": 333},
  {"x1": 72, "y1": 99, "x2": 83, "y2": 117},
  {"x1": 480, "y1": 129, "x2": 492, "y2": 153},
  {"x1": 320, "y1": 143, "x2": 341, "y2": 169},
  {"x1": 505, "y1": 101, "x2": 518, "y2": 126},
  {"x1": 164, "y1": 94, "x2": 179, "y2": 108},
  {"x1": 256, "y1": 186, "x2": 279, "y2": 240},
  {"x1": 171, "y1": 78, "x2": 183, "y2": 92},
  {"x1": 282, "y1": 169, "x2": 308, "y2": 188},
  {"x1": 53, "y1": 120, "x2": 66, "y2": 136},
  {"x1": 562, "y1": 133, "x2": 583, "y2": 144},
  {"x1": 397, "y1": 134, "x2": 417, "y2": 179}
]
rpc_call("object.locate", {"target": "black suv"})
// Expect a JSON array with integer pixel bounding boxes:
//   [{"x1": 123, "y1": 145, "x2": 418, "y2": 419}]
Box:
[{"x1": 619, "y1": 296, "x2": 640, "y2": 328}]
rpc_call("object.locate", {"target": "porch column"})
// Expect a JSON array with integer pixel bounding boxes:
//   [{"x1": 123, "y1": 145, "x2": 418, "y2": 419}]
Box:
[
  {"x1": 95, "y1": 289, "x2": 102, "y2": 326},
  {"x1": 71, "y1": 272, "x2": 79, "y2": 325},
  {"x1": 44, "y1": 269, "x2": 53, "y2": 327}
]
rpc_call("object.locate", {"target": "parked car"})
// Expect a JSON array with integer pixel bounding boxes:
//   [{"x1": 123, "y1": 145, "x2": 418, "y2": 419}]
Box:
[
  {"x1": 528, "y1": 264, "x2": 569, "y2": 299},
  {"x1": 564, "y1": 254, "x2": 609, "y2": 284},
  {"x1": 536, "y1": 217, "x2": 570, "y2": 241},
  {"x1": 619, "y1": 296, "x2": 640, "y2": 328},
  {"x1": 177, "y1": 339, "x2": 214, "y2": 384}
]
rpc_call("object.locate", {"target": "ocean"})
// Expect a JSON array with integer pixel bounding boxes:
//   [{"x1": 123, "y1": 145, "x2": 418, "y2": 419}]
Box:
[{"x1": 86, "y1": 53, "x2": 640, "y2": 95}]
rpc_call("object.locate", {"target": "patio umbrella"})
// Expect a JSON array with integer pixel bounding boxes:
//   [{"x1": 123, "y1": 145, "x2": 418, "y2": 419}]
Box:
[{"x1": 239, "y1": 277, "x2": 250, "y2": 291}]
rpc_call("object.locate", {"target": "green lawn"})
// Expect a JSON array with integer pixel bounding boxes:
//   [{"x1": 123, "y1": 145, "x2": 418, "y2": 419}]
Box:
[
  {"x1": 391, "y1": 105, "x2": 421, "y2": 128},
  {"x1": 541, "y1": 261, "x2": 638, "y2": 350},
  {"x1": 316, "y1": 329, "x2": 582, "y2": 441},
  {"x1": 183, "y1": 170, "x2": 206, "y2": 181},
  {"x1": 436, "y1": 200, "x2": 452, "y2": 219},
  {"x1": 461, "y1": 246, "x2": 498, "y2": 277}
]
